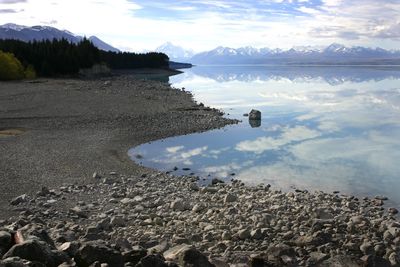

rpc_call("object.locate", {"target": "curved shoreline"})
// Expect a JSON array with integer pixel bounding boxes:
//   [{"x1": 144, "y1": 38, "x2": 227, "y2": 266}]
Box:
[
  {"x1": 0, "y1": 73, "x2": 237, "y2": 218},
  {"x1": 0, "y1": 73, "x2": 399, "y2": 266}
]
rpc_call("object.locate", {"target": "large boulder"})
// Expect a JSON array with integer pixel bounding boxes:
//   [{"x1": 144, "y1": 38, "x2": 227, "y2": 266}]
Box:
[
  {"x1": 134, "y1": 254, "x2": 168, "y2": 267},
  {"x1": 74, "y1": 241, "x2": 124, "y2": 267},
  {"x1": 164, "y1": 245, "x2": 214, "y2": 267},
  {"x1": 2, "y1": 240, "x2": 68, "y2": 267},
  {"x1": 249, "y1": 109, "x2": 261, "y2": 120}
]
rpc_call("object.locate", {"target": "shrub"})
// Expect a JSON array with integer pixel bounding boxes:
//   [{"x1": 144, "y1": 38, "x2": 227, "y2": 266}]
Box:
[
  {"x1": 0, "y1": 50, "x2": 25, "y2": 80},
  {"x1": 24, "y1": 64, "x2": 36, "y2": 79}
]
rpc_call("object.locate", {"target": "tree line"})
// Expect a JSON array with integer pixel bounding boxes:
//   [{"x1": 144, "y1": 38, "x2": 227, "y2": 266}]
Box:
[{"x1": 0, "y1": 38, "x2": 169, "y2": 79}]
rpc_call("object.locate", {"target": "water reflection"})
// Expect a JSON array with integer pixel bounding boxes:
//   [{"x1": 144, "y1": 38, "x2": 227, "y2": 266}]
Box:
[{"x1": 129, "y1": 66, "x2": 400, "y2": 208}]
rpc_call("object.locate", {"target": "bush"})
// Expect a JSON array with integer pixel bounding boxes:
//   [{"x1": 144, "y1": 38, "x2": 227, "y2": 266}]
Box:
[
  {"x1": 24, "y1": 64, "x2": 36, "y2": 79},
  {"x1": 0, "y1": 50, "x2": 25, "y2": 80}
]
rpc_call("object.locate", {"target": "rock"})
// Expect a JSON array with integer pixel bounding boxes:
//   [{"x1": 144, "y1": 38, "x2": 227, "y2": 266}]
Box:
[
  {"x1": 170, "y1": 199, "x2": 189, "y2": 211},
  {"x1": 250, "y1": 229, "x2": 263, "y2": 240},
  {"x1": 58, "y1": 242, "x2": 80, "y2": 257},
  {"x1": 318, "y1": 256, "x2": 361, "y2": 267},
  {"x1": 388, "y1": 252, "x2": 400, "y2": 266},
  {"x1": 164, "y1": 245, "x2": 213, "y2": 267},
  {"x1": 211, "y1": 178, "x2": 224, "y2": 185},
  {"x1": 2, "y1": 240, "x2": 68, "y2": 267},
  {"x1": 122, "y1": 248, "x2": 147, "y2": 265},
  {"x1": 360, "y1": 242, "x2": 374, "y2": 255},
  {"x1": 93, "y1": 172, "x2": 101, "y2": 179},
  {"x1": 69, "y1": 206, "x2": 88, "y2": 218},
  {"x1": 308, "y1": 252, "x2": 329, "y2": 264},
  {"x1": 0, "y1": 257, "x2": 45, "y2": 267},
  {"x1": 0, "y1": 231, "x2": 12, "y2": 253},
  {"x1": 192, "y1": 204, "x2": 205, "y2": 213},
  {"x1": 238, "y1": 229, "x2": 251, "y2": 240},
  {"x1": 110, "y1": 216, "x2": 125, "y2": 227},
  {"x1": 223, "y1": 193, "x2": 237, "y2": 204},
  {"x1": 221, "y1": 232, "x2": 231, "y2": 241},
  {"x1": 74, "y1": 241, "x2": 124, "y2": 267},
  {"x1": 361, "y1": 255, "x2": 391, "y2": 267},
  {"x1": 249, "y1": 109, "x2": 261, "y2": 120},
  {"x1": 10, "y1": 195, "x2": 28, "y2": 206},
  {"x1": 388, "y1": 207, "x2": 399, "y2": 214},
  {"x1": 148, "y1": 241, "x2": 169, "y2": 254},
  {"x1": 266, "y1": 244, "x2": 296, "y2": 263},
  {"x1": 135, "y1": 254, "x2": 167, "y2": 267}
]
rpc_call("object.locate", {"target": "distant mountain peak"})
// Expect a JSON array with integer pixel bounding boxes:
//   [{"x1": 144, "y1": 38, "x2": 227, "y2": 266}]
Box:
[
  {"x1": 155, "y1": 42, "x2": 194, "y2": 61},
  {"x1": 0, "y1": 23, "x2": 119, "y2": 52}
]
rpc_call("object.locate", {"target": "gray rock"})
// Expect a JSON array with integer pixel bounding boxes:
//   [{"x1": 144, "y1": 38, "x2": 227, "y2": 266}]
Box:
[
  {"x1": 308, "y1": 252, "x2": 329, "y2": 264},
  {"x1": 58, "y1": 242, "x2": 80, "y2": 257},
  {"x1": 223, "y1": 193, "x2": 237, "y2": 204},
  {"x1": 318, "y1": 256, "x2": 361, "y2": 267},
  {"x1": 0, "y1": 256, "x2": 45, "y2": 267},
  {"x1": 121, "y1": 248, "x2": 147, "y2": 265},
  {"x1": 360, "y1": 242, "x2": 374, "y2": 255},
  {"x1": 170, "y1": 199, "x2": 188, "y2": 211},
  {"x1": 238, "y1": 229, "x2": 251, "y2": 240},
  {"x1": 10, "y1": 195, "x2": 28, "y2": 206},
  {"x1": 74, "y1": 241, "x2": 124, "y2": 267},
  {"x1": 249, "y1": 109, "x2": 261, "y2": 120},
  {"x1": 2, "y1": 240, "x2": 68, "y2": 267},
  {"x1": 0, "y1": 231, "x2": 12, "y2": 252},
  {"x1": 164, "y1": 245, "x2": 213, "y2": 267},
  {"x1": 135, "y1": 254, "x2": 167, "y2": 267},
  {"x1": 250, "y1": 229, "x2": 263, "y2": 240}
]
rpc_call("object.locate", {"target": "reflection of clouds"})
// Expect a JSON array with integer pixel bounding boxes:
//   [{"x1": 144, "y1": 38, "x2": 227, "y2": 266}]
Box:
[
  {"x1": 166, "y1": 146, "x2": 184, "y2": 153},
  {"x1": 153, "y1": 146, "x2": 208, "y2": 166},
  {"x1": 236, "y1": 126, "x2": 321, "y2": 154}
]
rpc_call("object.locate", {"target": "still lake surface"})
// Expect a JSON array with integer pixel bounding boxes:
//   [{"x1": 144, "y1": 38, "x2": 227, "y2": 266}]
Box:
[{"x1": 129, "y1": 66, "x2": 400, "y2": 207}]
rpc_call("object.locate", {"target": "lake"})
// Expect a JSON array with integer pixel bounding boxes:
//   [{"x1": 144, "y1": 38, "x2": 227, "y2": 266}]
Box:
[{"x1": 128, "y1": 66, "x2": 400, "y2": 208}]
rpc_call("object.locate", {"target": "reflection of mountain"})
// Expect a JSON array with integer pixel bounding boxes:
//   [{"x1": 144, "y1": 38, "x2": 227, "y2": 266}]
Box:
[{"x1": 188, "y1": 66, "x2": 400, "y2": 85}]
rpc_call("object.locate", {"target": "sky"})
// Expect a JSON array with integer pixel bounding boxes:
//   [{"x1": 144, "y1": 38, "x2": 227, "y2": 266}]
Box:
[{"x1": 1, "y1": 0, "x2": 400, "y2": 52}]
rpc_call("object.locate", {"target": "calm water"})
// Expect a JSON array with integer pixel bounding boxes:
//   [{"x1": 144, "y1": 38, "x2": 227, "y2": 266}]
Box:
[{"x1": 129, "y1": 66, "x2": 400, "y2": 207}]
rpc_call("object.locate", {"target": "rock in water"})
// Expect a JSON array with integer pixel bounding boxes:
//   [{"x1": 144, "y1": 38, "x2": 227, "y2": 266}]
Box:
[{"x1": 249, "y1": 109, "x2": 261, "y2": 120}]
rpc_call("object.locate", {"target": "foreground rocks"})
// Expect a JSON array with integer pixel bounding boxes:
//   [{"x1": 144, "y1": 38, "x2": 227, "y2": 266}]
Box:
[{"x1": 1, "y1": 171, "x2": 399, "y2": 266}]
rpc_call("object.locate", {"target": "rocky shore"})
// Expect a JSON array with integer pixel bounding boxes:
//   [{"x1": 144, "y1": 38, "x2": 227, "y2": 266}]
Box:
[
  {"x1": 1, "y1": 73, "x2": 399, "y2": 266},
  {"x1": 1, "y1": 171, "x2": 399, "y2": 266}
]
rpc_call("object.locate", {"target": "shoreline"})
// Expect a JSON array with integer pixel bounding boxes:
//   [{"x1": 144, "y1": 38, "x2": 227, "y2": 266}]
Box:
[
  {"x1": 0, "y1": 72, "x2": 236, "y2": 218},
  {"x1": 0, "y1": 73, "x2": 399, "y2": 266}
]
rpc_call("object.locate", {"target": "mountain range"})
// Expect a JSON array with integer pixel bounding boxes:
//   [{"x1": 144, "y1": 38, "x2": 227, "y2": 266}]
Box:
[
  {"x1": 0, "y1": 23, "x2": 119, "y2": 52},
  {"x1": 2, "y1": 23, "x2": 400, "y2": 65},
  {"x1": 156, "y1": 42, "x2": 400, "y2": 65}
]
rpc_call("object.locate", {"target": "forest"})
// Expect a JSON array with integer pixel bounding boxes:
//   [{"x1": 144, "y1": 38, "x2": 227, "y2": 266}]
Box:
[{"x1": 0, "y1": 38, "x2": 169, "y2": 79}]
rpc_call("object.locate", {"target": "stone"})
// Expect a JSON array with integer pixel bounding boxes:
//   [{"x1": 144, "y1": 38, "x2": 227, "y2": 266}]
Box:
[
  {"x1": 170, "y1": 199, "x2": 188, "y2": 211},
  {"x1": 361, "y1": 255, "x2": 391, "y2": 267},
  {"x1": 250, "y1": 229, "x2": 263, "y2": 240},
  {"x1": 308, "y1": 252, "x2": 329, "y2": 264},
  {"x1": 110, "y1": 216, "x2": 125, "y2": 227},
  {"x1": 135, "y1": 254, "x2": 168, "y2": 267},
  {"x1": 2, "y1": 240, "x2": 68, "y2": 267},
  {"x1": 192, "y1": 204, "x2": 205, "y2": 213},
  {"x1": 69, "y1": 206, "x2": 88, "y2": 218},
  {"x1": 74, "y1": 241, "x2": 124, "y2": 267},
  {"x1": 249, "y1": 109, "x2": 261, "y2": 120},
  {"x1": 58, "y1": 242, "x2": 80, "y2": 257},
  {"x1": 318, "y1": 256, "x2": 361, "y2": 267},
  {"x1": 164, "y1": 245, "x2": 213, "y2": 267},
  {"x1": 0, "y1": 231, "x2": 12, "y2": 252},
  {"x1": 221, "y1": 232, "x2": 231, "y2": 241},
  {"x1": 122, "y1": 249, "x2": 147, "y2": 265},
  {"x1": 0, "y1": 257, "x2": 46, "y2": 267},
  {"x1": 266, "y1": 244, "x2": 296, "y2": 263},
  {"x1": 223, "y1": 193, "x2": 237, "y2": 204},
  {"x1": 93, "y1": 172, "x2": 101, "y2": 179},
  {"x1": 360, "y1": 242, "x2": 374, "y2": 255},
  {"x1": 388, "y1": 207, "x2": 399, "y2": 214},
  {"x1": 238, "y1": 229, "x2": 251, "y2": 240},
  {"x1": 10, "y1": 194, "x2": 28, "y2": 206}
]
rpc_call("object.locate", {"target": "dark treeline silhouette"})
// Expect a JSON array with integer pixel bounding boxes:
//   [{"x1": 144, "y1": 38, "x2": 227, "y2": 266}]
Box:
[{"x1": 0, "y1": 38, "x2": 169, "y2": 76}]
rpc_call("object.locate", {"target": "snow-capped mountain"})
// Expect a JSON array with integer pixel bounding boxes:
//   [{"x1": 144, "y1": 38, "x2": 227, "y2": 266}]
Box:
[
  {"x1": 190, "y1": 43, "x2": 400, "y2": 65},
  {"x1": 155, "y1": 42, "x2": 194, "y2": 62},
  {"x1": 0, "y1": 23, "x2": 119, "y2": 52}
]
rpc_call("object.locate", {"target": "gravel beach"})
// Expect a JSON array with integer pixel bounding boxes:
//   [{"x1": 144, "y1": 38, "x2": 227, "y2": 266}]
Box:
[
  {"x1": 0, "y1": 73, "x2": 235, "y2": 217},
  {"x1": 0, "y1": 73, "x2": 399, "y2": 266}
]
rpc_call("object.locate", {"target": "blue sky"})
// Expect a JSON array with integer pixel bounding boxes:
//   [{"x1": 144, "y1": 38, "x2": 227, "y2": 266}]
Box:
[{"x1": 1, "y1": 0, "x2": 400, "y2": 51}]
